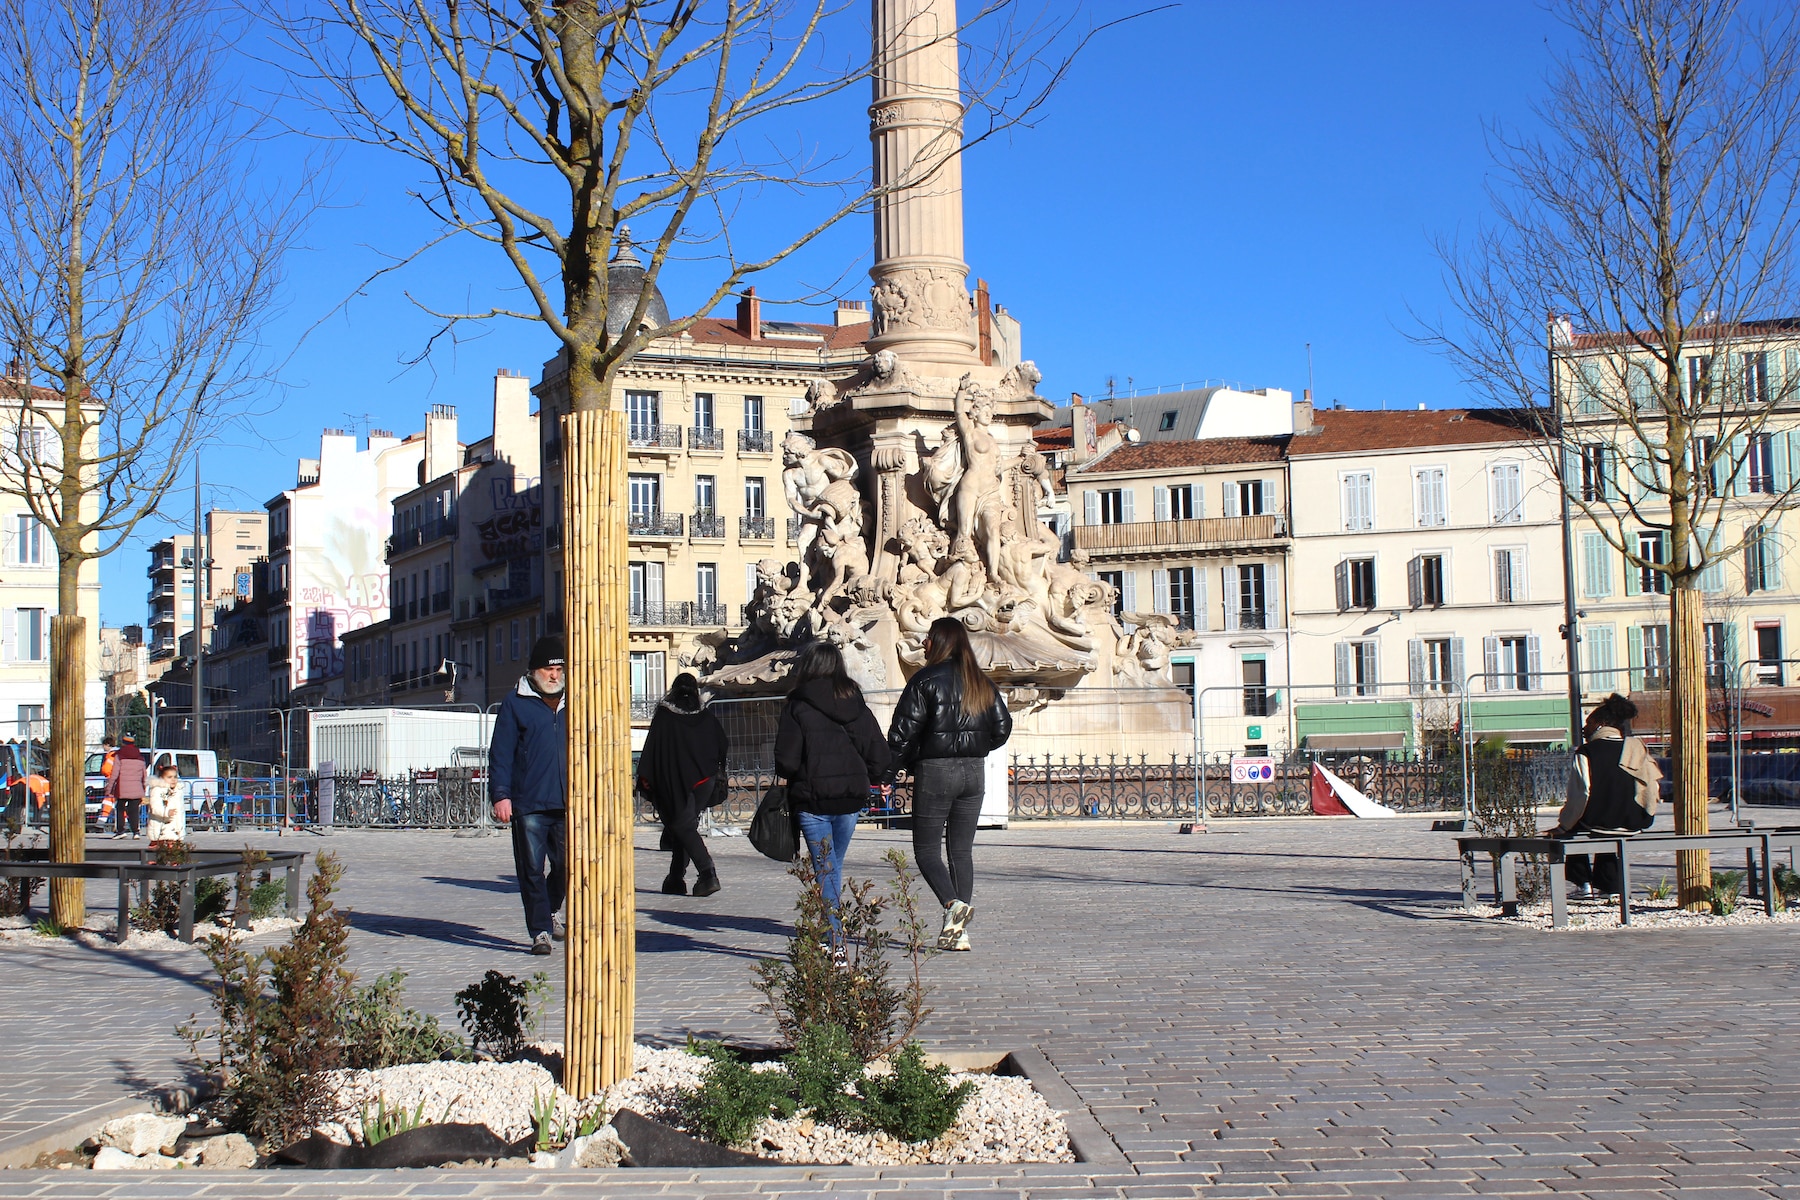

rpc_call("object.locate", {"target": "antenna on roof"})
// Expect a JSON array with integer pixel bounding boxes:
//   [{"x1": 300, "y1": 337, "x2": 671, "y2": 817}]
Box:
[{"x1": 1306, "y1": 342, "x2": 1314, "y2": 401}]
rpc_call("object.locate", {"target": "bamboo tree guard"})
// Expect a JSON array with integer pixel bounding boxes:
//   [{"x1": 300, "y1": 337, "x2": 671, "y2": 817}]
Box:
[
  {"x1": 561, "y1": 406, "x2": 634, "y2": 1095},
  {"x1": 1671, "y1": 584, "x2": 1711, "y2": 908},
  {"x1": 49, "y1": 614, "x2": 86, "y2": 926}
]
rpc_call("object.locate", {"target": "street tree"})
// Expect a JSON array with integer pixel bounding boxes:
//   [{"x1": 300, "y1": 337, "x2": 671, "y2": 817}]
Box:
[
  {"x1": 0, "y1": 0, "x2": 302, "y2": 925},
  {"x1": 1421, "y1": 0, "x2": 1800, "y2": 908}
]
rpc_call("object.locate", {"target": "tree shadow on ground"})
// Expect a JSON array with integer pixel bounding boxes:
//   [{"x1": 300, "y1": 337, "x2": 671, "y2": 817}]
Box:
[
  {"x1": 423, "y1": 874, "x2": 518, "y2": 894},
  {"x1": 344, "y1": 910, "x2": 522, "y2": 952}
]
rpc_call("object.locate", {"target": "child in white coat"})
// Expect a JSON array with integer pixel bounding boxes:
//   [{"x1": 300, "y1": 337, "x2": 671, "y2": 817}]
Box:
[{"x1": 145, "y1": 761, "x2": 186, "y2": 845}]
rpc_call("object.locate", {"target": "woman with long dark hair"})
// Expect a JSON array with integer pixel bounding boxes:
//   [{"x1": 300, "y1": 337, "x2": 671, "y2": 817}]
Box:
[
  {"x1": 773, "y1": 642, "x2": 890, "y2": 944},
  {"x1": 637, "y1": 673, "x2": 730, "y2": 897},
  {"x1": 886, "y1": 617, "x2": 1011, "y2": 950}
]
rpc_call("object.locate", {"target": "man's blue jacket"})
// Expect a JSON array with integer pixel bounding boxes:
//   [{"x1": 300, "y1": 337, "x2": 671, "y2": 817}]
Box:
[{"x1": 489, "y1": 676, "x2": 567, "y2": 815}]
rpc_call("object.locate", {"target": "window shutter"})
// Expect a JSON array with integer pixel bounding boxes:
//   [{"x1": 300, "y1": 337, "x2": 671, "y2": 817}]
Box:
[
  {"x1": 1193, "y1": 569, "x2": 1209, "y2": 632},
  {"x1": 1627, "y1": 625, "x2": 1645, "y2": 692},
  {"x1": 1407, "y1": 555, "x2": 1423, "y2": 608},
  {"x1": 1152, "y1": 568, "x2": 1170, "y2": 614},
  {"x1": 1561, "y1": 446, "x2": 1579, "y2": 493},
  {"x1": 1588, "y1": 625, "x2": 1616, "y2": 692},
  {"x1": 1776, "y1": 433, "x2": 1794, "y2": 493},
  {"x1": 1153, "y1": 486, "x2": 1170, "y2": 521},
  {"x1": 1, "y1": 609, "x2": 14, "y2": 662},
  {"x1": 1724, "y1": 620, "x2": 1740, "y2": 683},
  {"x1": 1120, "y1": 488, "x2": 1135, "y2": 523},
  {"x1": 1408, "y1": 638, "x2": 1426, "y2": 694},
  {"x1": 1493, "y1": 550, "x2": 1509, "y2": 603},
  {"x1": 1582, "y1": 533, "x2": 1611, "y2": 598},
  {"x1": 1624, "y1": 546, "x2": 1641, "y2": 596},
  {"x1": 1489, "y1": 466, "x2": 1502, "y2": 524},
  {"x1": 1730, "y1": 434, "x2": 1749, "y2": 497},
  {"x1": 1335, "y1": 560, "x2": 1350, "y2": 611},
  {"x1": 1083, "y1": 490, "x2": 1099, "y2": 525},
  {"x1": 1527, "y1": 635, "x2": 1543, "y2": 690},
  {"x1": 1511, "y1": 550, "x2": 1527, "y2": 603},
  {"x1": 1335, "y1": 642, "x2": 1353, "y2": 697},
  {"x1": 1120, "y1": 571, "x2": 1138, "y2": 614},
  {"x1": 1698, "y1": 529, "x2": 1725, "y2": 593},
  {"x1": 1194, "y1": 483, "x2": 1206, "y2": 519},
  {"x1": 1222, "y1": 569, "x2": 1239, "y2": 630},
  {"x1": 1264, "y1": 569, "x2": 1279, "y2": 627},
  {"x1": 1768, "y1": 527, "x2": 1785, "y2": 589},
  {"x1": 1450, "y1": 638, "x2": 1467, "y2": 694},
  {"x1": 1222, "y1": 484, "x2": 1240, "y2": 518},
  {"x1": 1358, "y1": 642, "x2": 1378, "y2": 690},
  {"x1": 1483, "y1": 636, "x2": 1500, "y2": 691}
]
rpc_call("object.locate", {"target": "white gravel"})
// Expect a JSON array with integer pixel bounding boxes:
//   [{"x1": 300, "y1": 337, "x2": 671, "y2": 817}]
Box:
[
  {"x1": 320, "y1": 1060, "x2": 592, "y2": 1145},
  {"x1": 0, "y1": 912, "x2": 298, "y2": 949},
  {"x1": 1455, "y1": 894, "x2": 1800, "y2": 931}
]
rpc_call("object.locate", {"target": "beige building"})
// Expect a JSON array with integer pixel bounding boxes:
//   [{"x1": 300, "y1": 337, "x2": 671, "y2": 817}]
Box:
[
  {"x1": 146, "y1": 510, "x2": 267, "y2": 665},
  {"x1": 534, "y1": 248, "x2": 869, "y2": 719}
]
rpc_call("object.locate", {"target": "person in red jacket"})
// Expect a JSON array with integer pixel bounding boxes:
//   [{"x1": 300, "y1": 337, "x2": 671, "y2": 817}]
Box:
[{"x1": 104, "y1": 734, "x2": 149, "y2": 839}]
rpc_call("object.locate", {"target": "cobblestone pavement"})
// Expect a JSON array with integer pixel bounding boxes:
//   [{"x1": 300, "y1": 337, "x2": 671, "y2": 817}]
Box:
[{"x1": 2, "y1": 811, "x2": 1799, "y2": 1198}]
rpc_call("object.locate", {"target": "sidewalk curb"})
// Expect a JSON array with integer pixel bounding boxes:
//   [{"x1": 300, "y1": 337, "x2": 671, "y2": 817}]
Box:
[{"x1": 0, "y1": 1097, "x2": 150, "y2": 1169}]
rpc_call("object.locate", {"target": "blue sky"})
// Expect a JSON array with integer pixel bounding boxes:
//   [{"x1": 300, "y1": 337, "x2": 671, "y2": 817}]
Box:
[{"x1": 107, "y1": 1, "x2": 1565, "y2": 623}]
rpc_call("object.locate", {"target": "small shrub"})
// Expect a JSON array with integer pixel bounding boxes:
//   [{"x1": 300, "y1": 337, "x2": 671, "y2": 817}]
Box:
[
  {"x1": 1773, "y1": 865, "x2": 1800, "y2": 912},
  {"x1": 132, "y1": 841, "x2": 193, "y2": 936},
  {"x1": 342, "y1": 970, "x2": 468, "y2": 1070},
  {"x1": 195, "y1": 876, "x2": 230, "y2": 925},
  {"x1": 853, "y1": 1042, "x2": 974, "y2": 1144},
  {"x1": 454, "y1": 969, "x2": 548, "y2": 1060},
  {"x1": 785, "y1": 1022, "x2": 863, "y2": 1127},
  {"x1": 683, "y1": 1041, "x2": 795, "y2": 1147},
  {"x1": 31, "y1": 915, "x2": 63, "y2": 938},
  {"x1": 247, "y1": 877, "x2": 286, "y2": 920},
  {"x1": 1647, "y1": 875, "x2": 1674, "y2": 902},
  {"x1": 1704, "y1": 870, "x2": 1745, "y2": 917},
  {"x1": 0, "y1": 834, "x2": 39, "y2": 917},
  {"x1": 230, "y1": 848, "x2": 271, "y2": 927},
  {"x1": 360, "y1": 1094, "x2": 430, "y2": 1146}
]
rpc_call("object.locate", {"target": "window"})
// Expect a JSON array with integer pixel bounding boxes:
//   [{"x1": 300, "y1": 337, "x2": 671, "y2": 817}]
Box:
[
  {"x1": 1493, "y1": 548, "x2": 1524, "y2": 604},
  {"x1": 627, "y1": 473, "x2": 661, "y2": 516},
  {"x1": 1408, "y1": 554, "x2": 1445, "y2": 608},
  {"x1": 1341, "y1": 472, "x2": 1373, "y2": 531},
  {"x1": 1167, "y1": 484, "x2": 1195, "y2": 520},
  {"x1": 1694, "y1": 436, "x2": 1719, "y2": 496},
  {"x1": 743, "y1": 395, "x2": 765, "y2": 433},
  {"x1": 1168, "y1": 567, "x2": 1196, "y2": 624},
  {"x1": 1336, "y1": 557, "x2": 1376, "y2": 610},
  {"x1": 1580, "y1": 445, "x2": 1612, "y2": 502},
  {"x1": 1097, "y1": 570, "x2": 1127, "y2": 618},
  {"x1": 696, "y1": 563, "x2": 718, "y2": 615},
  {"x1": 1756, "y1": 623, "x2": 1783, "y2": 685},
  {"x1": 1703, "y1": 621, "x2": 1731, "y2": 689},
  {"x1": 1581, "y1": 532, "x2": 1614, "y2": 598},
  {"x1": 693, "y1": 393, "x2": 715, "y2": 431},
  {"x1": 628, "y1": 560, "x2": 664, "y2": 618},
  {"x1": 1490, "y1": 461, "x2": 1523, "y2": 523},
  {"x1": 1242, "y1": 658, "x2": 1269, "y2": 717},
  {"x1": 694, "y1": 475, "x2": 717, "y2": 513},
  {"x1": 1414, "y1": 467, "x2": 1447, "y2": 528},
  {"x1": 1635, "y1": 531, "x2": 1668, "y2": 594},
  {"x1": 1686, "y1": 355, "x2": 1713, "y2": 404},
  {"x1": 1237, "y1": 480, "x2": 1265, "y2": 516},
  {"x1": 1586, "y1": 624, "x2": 1618, "y2": 692},
  {"x1": 1171, "y1": 660, "x2": 1195, "y2": 699},
  {"x1": 1576, "y1": 361, "x2": 1606, "y2": 414},
  {"x1": 1744, "y1": 351, "x2": 1770, "y2": 405},
  {"x1": 1335, "y1": 640, "x2": 1379, "y2": 697},
  {"x1": 13, "y1": 514, "x2": 42, "y2": 565},
  {"x1": 13, "y1": 426, "x2": 44, "y2": 462},
  {"x1": 16, "y1": 705, "x2": 43, "y2": 737},
  {"x1": 1749, "y1": 433, "x2": 1777, "y2": 494},
  {"x1": 510, "y1": 620, "x2": 520, "y2": 661},
  {"x1": 629, "y1": 650, "x2": 667, "y2": 706},
  {"x1": 1637, "y1": 623, "x2": 1670, "y2": 689},
  {"x1": 1410, "y1": 637, "x2": 1461, "y2": 693},
  {"x1": 744, "y1": 477, "x2": 766, "y2": 519},
  {"x1": 1158, "y1": 411, "x2": 1178, "y2": 432},
  {"x1": 1485, "y1": 635, "x2": 1537, "y2": 691},
  {"x1": 1747, "y1": 524, "x2": 1782, "y2": 592},
  {"x1": 1237, "y1": 564, "x2": 1267, "y2": 629},
  {"x1": 1092, "y1": 488, "x2": 1128, "y2": 524},
  {"x1": 11, "y1": 607, "x2": 45, "y2": 662},
  {"x1": 1627, "y1": 362, "x2": 1656, "y2": 410},
  {"x1": 625, "y1": 391, "x2": 659, "y2": 439}
]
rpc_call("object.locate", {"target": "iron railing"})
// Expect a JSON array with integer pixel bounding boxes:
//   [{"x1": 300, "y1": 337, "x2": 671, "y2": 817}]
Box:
[
  {"x1": 628, "y1": 423, "x2": 683, "y2": 450},
  {"x1": 628, "y1": 511, "x2": 684, "y2": 538},
  {"x1": 690, "y1": 427, "x2": 725, "y2": 451},
  {"x1": 740, "y1": 515, "x2": 776, "y2": 540},
  {"x1": 739, "y1": 429, "x2": 774, "y2": 453},
  {"x1": 691, "y1": 512, "x2": 725, "y2": 538}
]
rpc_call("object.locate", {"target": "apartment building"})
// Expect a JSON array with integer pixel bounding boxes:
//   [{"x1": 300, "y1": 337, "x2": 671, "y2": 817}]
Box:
[
  {"x1": 146, "y1": 510, "x2": 268, "y2": 663},
  {"x1": 145, "y1": 535, "x2": 195, "y2": 663},
  {"x1": 1555, "y1": 323, "x2": 1800, "y2": 743},
  {"x1": 534, "y1": 248, "x2": 869, "y2": 719},
  {"x1": 1067, "y1": 435, "x2": 1292, "y2": 754},
  {"x1": 1286, "y1": 407, "x2": 1570, "y2": 751}
]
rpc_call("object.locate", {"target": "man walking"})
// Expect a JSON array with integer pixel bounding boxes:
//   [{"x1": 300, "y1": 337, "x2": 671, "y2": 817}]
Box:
[{"x1": 489, "y1": 636, "x2": 568, "y2": 954}]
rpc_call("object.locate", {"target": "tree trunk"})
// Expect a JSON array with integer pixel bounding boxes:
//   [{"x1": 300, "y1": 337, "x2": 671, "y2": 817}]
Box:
[
  {"x1": 560, "y1": 401, "x2": 634, "y2": 1097},
  {"x1": 1668, "y1": 583, "x2": 1710, "y2": 909},
  {"x1": 48, "y1": 614, "x2": 86, "y2": 926}
]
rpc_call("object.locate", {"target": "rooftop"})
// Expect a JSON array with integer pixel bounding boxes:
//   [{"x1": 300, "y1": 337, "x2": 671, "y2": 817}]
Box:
[
  {"x1": 1289, "y1": 407, "x2": 1542, "y2": 455},
  {"x1": 1081, "y1": 435, "x2": 1290, "y2": 473}
]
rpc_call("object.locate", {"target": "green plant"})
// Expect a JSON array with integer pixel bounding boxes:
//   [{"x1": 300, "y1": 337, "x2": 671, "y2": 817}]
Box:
[
  {"x1": 359, "y1": 1094, "x2": 430, "y2": 1146},
  {"x1": 31, "y1": 915, "x2": 63, "y2": 937},
  {"x1": 132, "y1": 840, "x2": 194, "y2": 936},
  {"x1": 785, "y1": 1022, "x2": 863, "y2": 1128},
  {"x1": 1773, "y1": 865, "x2": 1800, "y2": 912},
  {"x1": 752, "y1": 849, "x2": 934, "y2": 1062},
  {"x1": 342, "y1": 970, "x2": 469, "y2": 1070},
  {"x1": 1704, "y1": 870, "x2": 1745, "y2": 917},
  {"x1": 853, "y1": 1041, "x2": 974, "y2": 1144},
  {"x1": 1647, "y1": 875, "x2": 1674, "y2": 902},
  {"x1": 195, "y1": 876, "x2": 230, "y2": 925},
  {"x1": 247, "y1": 876, "x2": 285, "y2": 920},
  {"x1": 454, "y1": 969, "x2": 549, "y2": 1060},
  {"x1": 682, "y1": 1042, "x2": 796, "y2": 1147},
  {"x1": 182, "y1": 853, "x2": 355, "y2": 1147},
  {"x1": 0, "y1": 834, "x2": 39, "y2": 917},
  {"x1": 230, "y1": 848, "x2": 271, "y2": 927}
]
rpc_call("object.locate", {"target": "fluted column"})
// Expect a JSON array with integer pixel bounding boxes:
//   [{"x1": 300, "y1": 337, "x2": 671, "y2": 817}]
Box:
[{"x1": 868, "y1": 0, "x2": 977, "y2": 366}]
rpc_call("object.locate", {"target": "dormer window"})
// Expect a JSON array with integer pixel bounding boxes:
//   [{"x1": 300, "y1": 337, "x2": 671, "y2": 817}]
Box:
[{"x1": 1158, "y1": 411, "x2": 1178, "y2": 432}]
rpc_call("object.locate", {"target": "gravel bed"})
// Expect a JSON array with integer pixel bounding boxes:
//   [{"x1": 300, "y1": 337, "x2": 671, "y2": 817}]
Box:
[
  {"x1": 1456, "y1": 895, "x2": 1800, "y2": 931},
  {"x1": 0, "y1": 912, "x2": 298, "y2": 949}
]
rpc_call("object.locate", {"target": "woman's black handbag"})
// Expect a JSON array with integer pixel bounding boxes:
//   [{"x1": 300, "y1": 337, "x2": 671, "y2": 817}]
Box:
[{"x1": 748, "y1": 781, "x2": 797, "y2": 862}]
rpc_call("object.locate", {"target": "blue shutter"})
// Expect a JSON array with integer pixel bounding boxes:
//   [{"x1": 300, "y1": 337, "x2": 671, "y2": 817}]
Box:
[{"x1": 1730, "y1": 434, "x2": 1749, "y2": 497}]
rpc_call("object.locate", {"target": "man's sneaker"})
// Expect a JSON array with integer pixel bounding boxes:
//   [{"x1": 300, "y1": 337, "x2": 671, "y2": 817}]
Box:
[
  {"x1": 551, "y1": 914, "x2": 566, "y2": 941},
  {"x1": 530, "y1": 932, "x2": 554, "y2": 955},
  {"x1": 692, "y1": 872, "x2": 721, "y2": 898}
]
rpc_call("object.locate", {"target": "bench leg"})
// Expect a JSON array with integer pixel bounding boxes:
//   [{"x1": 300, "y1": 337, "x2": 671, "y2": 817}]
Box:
[
  {"x1": 115, "y1": 871, "x2": 129, "y2": 943},
  {"x1": 1746, "y1": 847, "x2": 1760, "y2": 900},
  {"x1": 1499, "y1": 852, "x2": 1519, "y2": 917},
  {"x1": 286, "y1": 860, "x2": 301, "y2": 916},
  {"x1": 1763, "y1": 836, "x2": 1778, "y2": 917},
  {"x1": 178, "y1": 872, "x2": 195, "y2": 943},
  {"x1": 1549, "y1": 851, "x2": 1568, "y2": 928},
  {"x1": 1461, "y1": 852, "x2": 1477, "y2": 910},
  {"x1": 1618, "y1": 850, "x2": 1631, "y2": 926}
]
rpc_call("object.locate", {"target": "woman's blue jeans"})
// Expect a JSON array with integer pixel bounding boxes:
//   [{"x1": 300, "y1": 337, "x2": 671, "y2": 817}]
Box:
[{"x1": 796, "y1": 810, "x2": 858, "y2": 941}]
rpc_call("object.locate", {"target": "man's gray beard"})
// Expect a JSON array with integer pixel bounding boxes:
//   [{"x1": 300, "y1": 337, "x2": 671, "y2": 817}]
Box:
[{"x1": 531, "y1": 673, "x2": 566, "y2": 696}]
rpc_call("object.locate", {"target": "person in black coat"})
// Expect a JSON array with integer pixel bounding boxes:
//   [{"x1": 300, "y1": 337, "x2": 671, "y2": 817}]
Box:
[
  {"x1": 773, "y1": 642, "x2": 890, "y2": 943},
  {"x1": 637, "y1": 673, "x2": 730, "y2": 897},
  {"x1": 887, "y1": 616, "x2": 1011, "y2": 951}
]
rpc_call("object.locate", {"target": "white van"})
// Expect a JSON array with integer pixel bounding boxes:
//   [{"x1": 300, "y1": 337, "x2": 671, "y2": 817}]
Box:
[{"x1": 147, "y1": 749, "x2": 224, "y2": 818}]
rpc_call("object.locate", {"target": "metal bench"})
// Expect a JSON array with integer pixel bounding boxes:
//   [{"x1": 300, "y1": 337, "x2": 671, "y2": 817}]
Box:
[
  {"x1": 0, "y1": 846, "x2": 307, "y2": 943},
  {"x1": 1456, "y1": 828, "x2": 1800, "y2": 928}
]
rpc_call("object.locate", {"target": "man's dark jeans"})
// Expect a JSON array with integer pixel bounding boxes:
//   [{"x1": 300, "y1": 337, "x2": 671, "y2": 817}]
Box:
[{"x1": 510, "y1": 809, "x2": 567, "y2": 939}]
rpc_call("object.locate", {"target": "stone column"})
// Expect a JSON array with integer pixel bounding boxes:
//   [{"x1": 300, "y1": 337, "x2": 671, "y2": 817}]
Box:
[{"x1": 868, "y1": 0, "x2": 978, "y2": 368}]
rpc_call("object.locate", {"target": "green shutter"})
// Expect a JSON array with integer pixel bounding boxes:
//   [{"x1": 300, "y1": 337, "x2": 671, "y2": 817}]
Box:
[
  {"x1": 1624, "y1": 546, "x2": 1641, "y2": 596},
  {"x1": 1628, "y1": 625, "x2": 1645, "y2": 692},
  {"x1": 1731, "y1": 434, "x2": 1749, "y2": 497}
]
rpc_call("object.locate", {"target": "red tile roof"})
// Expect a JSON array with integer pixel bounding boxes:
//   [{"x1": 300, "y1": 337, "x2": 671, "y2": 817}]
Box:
[
  {"x1": 1289, "y1": 408, "x2": 1544, "y2": 455},
  {"x1": 1081, "y1": 436, "x2": 1289, "y2": 473},
  {"x1": 1034, "y1": 420, "x2": 1123, "y2": 451},
  {"x1": 665, "y1": 316, "x2": 870, "y2": 352},
  {"x1": 1569, "y1": 317, "x2": 1800, "y2": 350}
]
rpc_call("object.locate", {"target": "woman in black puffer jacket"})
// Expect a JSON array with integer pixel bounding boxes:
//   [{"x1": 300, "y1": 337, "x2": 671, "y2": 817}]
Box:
[
  {"x1": 774, "y1": 643, "x2": 891, "y2": 943},
  {"x1": 886, "y1": 617, "x2": 1011, "y2": 951}
]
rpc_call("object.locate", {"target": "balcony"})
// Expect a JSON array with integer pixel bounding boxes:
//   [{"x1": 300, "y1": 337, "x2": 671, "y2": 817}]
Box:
[
  {"x1": 787, "y1": 516, "x2": 803, "y2": 544},
  {"x1": 628, "y1": 601, "x2": 731, "y2": 628},
  {"x1": 266, "y1": 586, "x2": 288, "y2": 606},
  {"x1": 266, "y1": 646, "x2": 289, "y2": 667},
  {"x1": 690, "y1": 426, "x2": 724, "y2": 452},
  {"x1": 269, "y1": 531, "x2": 289, "y2": 553},
  {"x1": 431, "y1": 590, "x2": 451, "y2": 614},
  {"x1": 1229, "y1": 609, "x2": 1269, "y2": 631},
  {"x1": 544, "y1": 523, "x2": 562, "y2": 550},
  {"x1": 387, "y1": 517, "x2": 457, "y2": 558},
  {"x1": 543, "y1": 437, "x2": 563, "y2": 466},
  {"x1": 740, "y1": 515, "x2": 775, "y2": 541},
  {"x1": 738, "y1": 429, "x2": 773, "y2": 454},
  {"x1": 628, "y1": 510, "x2": 684, "y2": 539},
  {"x1": 691, "y1": 511, "x2": 725, "y2": 539},
  {"x1": 628, "y1": 423, "x2": 683, "y2": 452},
  {"x1": 630, "y1": 697, "x2": 658, "y2": 721},
  {"x1": 1072, "y1": 513, "x2": 1288, "y2": 556}
]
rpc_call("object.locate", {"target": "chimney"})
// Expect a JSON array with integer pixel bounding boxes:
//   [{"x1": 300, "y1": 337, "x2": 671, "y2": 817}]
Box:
[
  {"x1": 975, "y1": 278, "x2": 993, "y2": 365},
  {"x1": 424, "y1": 403, "x2": 460, "y2": 482},
  {"x1": 834, "y1": 299, "x2": 870, "y2": 328},
  {"x1": 1069, "y1": 397, "x2": 1100, "y2": 466},
  {"x1": 1292, "y1": 398, "x2": 1315, "y2": 433},
  {"x1": 492, "y1": 369, "x2": 533, "y2": 466},
  {"x1": 735, "y1": 287, "x2": 761, "y2": 340}
]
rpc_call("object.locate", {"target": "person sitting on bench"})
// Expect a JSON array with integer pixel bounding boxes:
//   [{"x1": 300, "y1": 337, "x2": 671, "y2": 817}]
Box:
[{"x1": 1548, "y1": 693, "x2": 1662, "y2": 899}]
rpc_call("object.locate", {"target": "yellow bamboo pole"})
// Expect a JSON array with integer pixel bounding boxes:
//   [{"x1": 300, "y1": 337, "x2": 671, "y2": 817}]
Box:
[
  {"x1": 1671, "y1": 583, "x2": 1710, "y2": 909},
  {"x1": 562, "y1": 406, "x2": 634, "y2": 1095},
  {"x1": 48, "y1": 614, "x2": 86, "y2": 927}
]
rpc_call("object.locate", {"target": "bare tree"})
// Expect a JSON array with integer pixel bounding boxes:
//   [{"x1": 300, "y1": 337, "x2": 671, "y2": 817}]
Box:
[
  {"x1": 276, "y1": 0, "x2": 1104, "y2": 1092},
  {"x1": 0, "y1": 0, "x2": 301, "y2": 925},
  {"x1": 1420, "y1": 0, "x2": 1800, "y2": 908}
]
